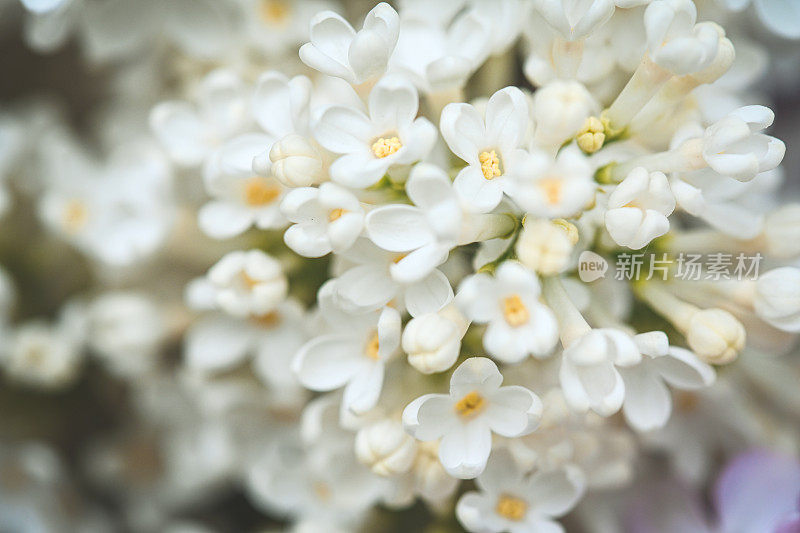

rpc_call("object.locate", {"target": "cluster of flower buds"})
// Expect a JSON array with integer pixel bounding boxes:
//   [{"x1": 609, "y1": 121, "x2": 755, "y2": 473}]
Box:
[{"x1": 2, "y1": 0, "x2": 800, "y2": 531}]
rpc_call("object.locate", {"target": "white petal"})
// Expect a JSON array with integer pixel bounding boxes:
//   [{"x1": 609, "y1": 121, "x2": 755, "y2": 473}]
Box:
[
  {"x1": 620, "y1": 364, "x2": 672, "y2": 431},
  {"x1": 366, "y1": 205, "x2": 433, "y2": 252},
  {"x1": 293, "y1": 335, "x2": 365, "y2": 391},
  {"x1": 198, "y1": 201, "x2": 254, "y2": 239},
  {"x1": 343, "y1": 361, "x2": 384, "y2": 414},
  {"x1": 655, "y1": 347, "x2": 716, "y2": 389},
  {"x1": 439, "y1": 421, "x2": 492, "y2": 479},
  {"x1": 404, "y1": 269, "x2": 454, "y2": 317},
  {"x1": 450, "y1": 357, "x2": 503, "y2": 398},
  {"x1": 402, "y1": 393, "x2": 455, "y2": 441},
  {"x1": 486, "y1": 385, "x2": 542, "y2": 437},
  {"x1": 526, "y1": 465, "x2": 585, "y2": 517}
]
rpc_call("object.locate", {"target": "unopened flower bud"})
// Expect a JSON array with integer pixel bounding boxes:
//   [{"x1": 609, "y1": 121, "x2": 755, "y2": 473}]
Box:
[
  {"x1": 515, "y1": 218, "x2": 577, "y2": 276},
  {"x1": 685, "y1": 308, "x2": 745, "y2": 364},
  {"x1": 402, "y1": 305, "x2": 468, "y2": 374},
  {"x1": 269, "y1": 134, "x2": 325, "y2": 187},
  {"x1": 754, "y1": 267, "x2": 800, "y2": 333},
  {"x1": 413, "y1": 441, "x2": 458, "y2": 501},
  {"x1": 576, "y1": 116, "x2": 605, "y2": 154},
  {"x1": 355, "y1": 419, "x2": 417, "y2": 476}
]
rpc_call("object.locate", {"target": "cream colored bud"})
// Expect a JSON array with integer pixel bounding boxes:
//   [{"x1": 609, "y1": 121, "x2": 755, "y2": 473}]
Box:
[
  {"x1": 515, "y1": 218, "x2": 577, "y2": 276},
  {"x1": 269, "y1": 133, "x2": 325, "y2": 187},
  {"x1": 685, "y1": 308, "x2": 745, "y2": 365},
  {"x1": 355, "y1": 419, "x2": 417, "y2": 476},
  {"x1": 576, "y1": 116, "x2": 605, "y2": 154},
  {"x1": 402, "y1": 305, "x2": 468, "y2": 374},
  {"x1": 754, "y1": 267, "x2": 800, "y2": 333}
]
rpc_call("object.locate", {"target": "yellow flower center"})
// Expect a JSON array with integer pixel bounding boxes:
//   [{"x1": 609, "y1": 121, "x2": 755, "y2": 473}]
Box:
[
  {"x1": 454, "y1": 391, "x2": 486, "y2": 419},
  {"x1": 244, "y1": 177, "x2": 282, "y2": 206},
  {"x1": 372, "y1": 136, "x2": 402, "y2": 158},
  {"x1": 259, "y1": 0, "x2": 290, "y2": 25},
  {"x1": 502, "y1": 295, "x2": 530, "y2": 327},
  {"x1": 62, "y1": 199, "x2": 88, "y2": 233},
  {"x1": 252, "y1": 311, "x2": 281, "y2": 328},
  {"x1": 365, "y1": 332, "x2": 381, "y2": 360},
  {"x1": 479, "y1": 150, "x2": 502, "y2": 180},
  {"x1": 496, "y1": 494, "x2": 528, "y2": 521},
  {"x1": 313, "y1": 481, "x2": 332, "y2": 502},
  {"x1": 538, "y1": 177, "x2": 563, "y2": 205},
  {"x1": 328, "y1": 208, "x2": 346, "y2": 222},
  {"x1": 240, "y1": 271, "x2": 261, "y2": 289}
]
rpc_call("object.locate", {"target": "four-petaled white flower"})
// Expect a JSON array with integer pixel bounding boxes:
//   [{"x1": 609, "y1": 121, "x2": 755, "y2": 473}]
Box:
[
  {"x1": 299, "y1": 2, "x2": 400, "y2": 85},
  {"x1": 559, "y1": 328, "x2": 641, "y2": 416},
  {"x1": 330, "y1": 238, "x2": 453, "y2": 317},
  {"x1": 456, "y1": 449, "x2": 585, "y2": 533},
  {"x1": 605, "y1": 167, "x2": 675, "y2": 249},
  {"x1": 366, "y1": 163, "x2": 461, "y2": 279},
  {"x1": 440, "y1": 86, "x2": 531, "y2": 213},
  {"x1": 403, "y1": 357, "x2": 543, "y2": 478},
  {"x1": 281, "y1": 182, "x2": 365, "y2": 258},
  {"x1": 207, "y1": 250, "x2": 288, "y2": 318},
  {"x1": 506, "y1": 145, "x2": 597, "y2": 219},
  {"x1": 702, "y1": 106, "x2": 785, "y2": 182},
  {"x1": 619, "y1": 332, "x2": 715, "y2": 431},
  {"x1": 534, "y1": 0, "x2": 616, "y2": 41},
  {"x1": 293, "y1": 295, "x2": 400, "y2": 414},
  {"x1": 314, "y1": 75, "x2": 437, "y2": 188},
  {"x1": 456, "y1": 262, "x2": 559, "y2": 364}
]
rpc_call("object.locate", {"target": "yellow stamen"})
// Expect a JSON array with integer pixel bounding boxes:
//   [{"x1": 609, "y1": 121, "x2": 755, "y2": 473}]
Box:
[
  {"x1": 365, "y1": 332, "x2": 380, "y2": 360},
  {"x1": 240, "y1": 271, "x2": 261, "y2": 289},
  {"x1": 502, "y1": 295, "x2": 530, "y2": 327},
  {"x1": 328, "y1": 208, "x2": 346, "y2": 222},
  {"x1": 252, "y1": 311, "x2": 281, "y2": 328},
  {"x1": 313, "y1": 481, "x2": 332, "y2": 502},
  {"x1": 454, "y1": 391, "x2": 486, "y2": 419},
  {"x1": 538, "y1": 178, "x2": 563, "y2": 205},
  {"x1": 62, "y1": 200, "x2": 88, "y2": 233},
  {"x1": 372, "y1": 137, "x2": 402, "y2": 158},
  {"x1": 479, "y1": 150, "x2": 502, "y2": 180},
  {"x1": 244, "y1": 177, "x2": 282, "y2": 206},
  {"x1": 259, "y1": 0, "x2": 290, "y2": 25},
  {"x1": 496, "y1": 494, "x2": 528, "y2": 521},
  {"x1": 392, "y1": 253, "x2": 408, "y2": 264}
]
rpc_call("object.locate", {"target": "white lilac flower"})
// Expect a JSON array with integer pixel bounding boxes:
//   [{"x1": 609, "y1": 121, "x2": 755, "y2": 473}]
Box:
[
  {"x1": 365, "y1": 163, "x2": 513, "y2": 280},
  {"x1": 293, "y1": 298, "x2": 400, "y2": 414},
  {"x1": 455, "y1": 449, "x2": 585, "y2": 533},
  {"x1": 4, "y1": 305, "x2": 85, "y2": 390},
  {"x1": 330, "y1": 238, "x2": 453, "y2": 317},
  {"x1": 619, "y1": 332, "x2": 715, "y2": 431},
  {"x1": 440, "y1": 86, "x2": 530, "y2": 213},
  {"x1": 456, "y1": 262, "x2": 559, "y2": 363},
  {"x1": 299, "y1": 2, "x2": 400, "y2": 85},
  {"x1": 644, "y1": 0, "x2": 719, "y2": 75},
  {"x1": 388, "y1": 9, "x2": 492, "y2": 95},
  {"x1": 37, "y1": 139, "x2": 174, "y2": 267},
  {"x1": 514, "y1": 218, "x2": 578, "y2": 276},
  {"x1": 604, "y1": 167, "x2": 675, "y2": 250},
  {"x1": 701, "y1": 106, "x2": 785, "y2": 182},
  {"x1": 402, "y1": 304, "x2": 469, "y2": 374},
  {"x1": 506, "y1": 145, "x2": 597, "y2": 219},
  {"x1": 403, "y1": 357, "x2": 543, "y2": 478},
  {"x1": 150, "y1": 69, "x2": 249, "y2": 167},
  {"x1": 281, "y1": 182, "x2": 365, "y2": 258},
  {"x1": 314, "y1": 75, "x2": 436, "y2": 188},
  {"x1": 206, "y1": 250, "x2": 288, "y2": 318},
  {"x1": 86, "y1": 292, "x2": 166, "y2": 378}
]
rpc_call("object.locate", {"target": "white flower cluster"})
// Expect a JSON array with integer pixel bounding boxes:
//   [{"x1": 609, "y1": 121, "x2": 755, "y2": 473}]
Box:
[{"x1": 2, "y1": 0, "x2": 800, "y2": 532}]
